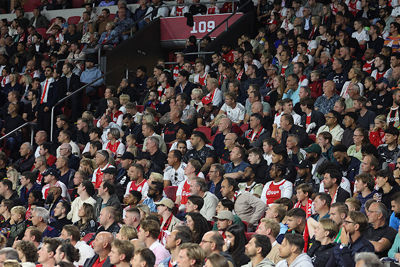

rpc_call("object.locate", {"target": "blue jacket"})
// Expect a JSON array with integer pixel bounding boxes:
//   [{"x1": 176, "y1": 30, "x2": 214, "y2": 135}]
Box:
[
  {"x1": 19, "y1": 183, "x2": 42, "y2": 206},
  {"x1": 329, "y1": 236, "x2": 374, "y2": 267},
  {"x1": 390, "y1": 212, "x2": 400, "y2": 231}
]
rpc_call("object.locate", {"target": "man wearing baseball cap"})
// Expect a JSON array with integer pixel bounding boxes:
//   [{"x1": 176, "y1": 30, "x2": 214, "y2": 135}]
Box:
[
  {"x1": 92, "y1": 150, "x2": 114, "y2": 189},
  {"x1": 156, "y1": 198, "x2": 181, "y2": 232},
  {"x1": 116, "y1": 152, "x2": 135, "y2": 187},
  {"x1": 304, "y1": 143, "x2": 328, "y2": 182},
  {"x1": 41, "y1": 168, "x2": 69, "y2": 200}
]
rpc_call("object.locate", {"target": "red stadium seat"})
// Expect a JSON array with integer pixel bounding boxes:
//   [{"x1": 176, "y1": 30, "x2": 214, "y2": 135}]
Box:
[
  {"x1": 240, "y1": 123, "x2": 249, "y2": 133},
  {"x1": 36, "y1": 28, "x2": 48, "y2": 40},
  {"x1": 245, "y1": 232, "x2": 255, "y2": 241},
  {"x1": 50, "y1": 18, "x2": 57, "y2": 25},
  {"x1": 72, "y1": 0, "x2": 85, "y2": 8},
  {"x1": 136, "y1": 105, "x2": 144, "y2": 112},
  {"x1": 164, "y1": 186, "x2": 178, "y2": 202},
  {"x1": 23, "y1": 0, "x2": 41, "y2": 12},
  {"x1": 67, "y1": 16, "x2": 81, "y2": 25},
  {"x1": 110, "y1": 14, "x2": 116, "y2": 20},
  {"x1": 308, "y1": 134, "x2": 316, "y2": 142},
  {"x1": 194, "y1": 127, "x2": 212, "y2": 142}
]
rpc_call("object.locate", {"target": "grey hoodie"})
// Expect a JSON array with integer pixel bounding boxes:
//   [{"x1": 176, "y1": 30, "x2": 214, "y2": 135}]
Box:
[
  {"x1": 276, "y1": 253, "x2": 313, "y2": 267},
  {"x1": 241, "y1": 257, "x2": 275, "y2": 267}
]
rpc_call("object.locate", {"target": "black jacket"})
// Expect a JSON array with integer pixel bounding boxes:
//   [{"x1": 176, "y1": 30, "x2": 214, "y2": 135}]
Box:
[
  {"x1": 83, "y1": 255, "x2": 112, "y2": 267},
  {"x1": 300, "y1": 110, "x2": 326, "y2": 134},
  {"x1": 307, "y1": 241, "x2": 336, "y2": 267},
  {"x1": 59, "y1": 73, "x2": 81, "y2": 97},
  {"x1": 336, "y1": 187, "x2": 351, "y2": 203},
  {"x1": 281, "y1": 124, "x2": 312, "y2": 148}
]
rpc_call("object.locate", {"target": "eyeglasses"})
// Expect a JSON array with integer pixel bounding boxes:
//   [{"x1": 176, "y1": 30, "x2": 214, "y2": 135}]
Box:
[{"x1": 343, "y1": 220, "x2": 355, "y2": 224}]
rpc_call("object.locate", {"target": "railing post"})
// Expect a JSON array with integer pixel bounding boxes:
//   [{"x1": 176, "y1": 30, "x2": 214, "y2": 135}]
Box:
[
  {"x1": 50, "y1": 106, "x2": 55, "y2": 142},
  {"x1": 30, "y1": 124, "x2": 34, "y2": 146}
]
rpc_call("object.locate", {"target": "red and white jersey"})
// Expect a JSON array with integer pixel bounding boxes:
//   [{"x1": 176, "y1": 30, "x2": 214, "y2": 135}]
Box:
[
  {"x1": 42, "y1": 181, "x2": 68, "y2": 199},
  {"x1": 92, "y1": 163, "x2": 114, "y2": 189},
  {"x1": 173, "y1": 64, "x2": 184, "y2": 80},
  {"x1": 207, "y1": 5, "x2": 220, "y2": 14},
  {"x1": 260, "y1": 179, "x2": 293, "y2": 205},
  {"x1": 371, "y1": 69, "x2": 390, "y2": 80},
  {"x1": 193, "y1": 72, "x2": 208, "y2": 86},
  {"x1": 363, "y1": 59, "x2": 375, "y2": 74},
  {"x1": 177, "y1": 178, "x2": 192, "y2": 205},
  {"x1": 103, "y1": 140, "x2": 125, "y2": 158},
  {"x1": 125, "y1": 179, "x2": 149, "y2": 198},
  {"x1": 0, "y1": 75, "x2": 9, "y2": 88},
  {"x1": 170, "y1": 5, "x2": 189, "y2": 16},
  {"x1": 110, "y1": 110, "x2": 123, "y2": 126}
]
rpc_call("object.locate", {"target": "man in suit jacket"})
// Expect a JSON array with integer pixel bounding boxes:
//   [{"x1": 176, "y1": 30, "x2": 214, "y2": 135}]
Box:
[
  {"x1": 59, "y1": 63, "x2": 82, "y2": 121},
  {"x1": 29, "y1": 8, "x2": 49, "y2": 29},
  {"x1": 300, "y1": 97, "x2": 325, "y2": 134},
  {"x1": 38, "y1": 66, "x2": 57, "y2": 131},
  {"x1": 175, "y1": 70, "x2": 196, "y2": 98}
]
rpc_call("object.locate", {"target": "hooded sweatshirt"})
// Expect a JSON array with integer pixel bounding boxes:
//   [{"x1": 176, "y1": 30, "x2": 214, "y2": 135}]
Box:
[{"x1": 276, "y1": 253, "x2": 313, "y2": 267}]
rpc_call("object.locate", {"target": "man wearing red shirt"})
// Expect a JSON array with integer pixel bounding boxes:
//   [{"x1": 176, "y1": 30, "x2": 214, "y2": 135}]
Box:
[{"x1": 83, "y1": 232, "x2": 113, "y2": 267}]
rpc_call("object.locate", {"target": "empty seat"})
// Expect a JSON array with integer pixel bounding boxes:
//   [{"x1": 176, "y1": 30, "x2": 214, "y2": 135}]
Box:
[
  {"x1": 136, "y1": 105, "x2": 144, "y2": 112},
  {"x1": 67, "y1": 16, "x2": 81, "y2": 25},
  {"x1": 194, "y1": 126, "x2": 212, "y2": 142},
  {"x1": 72, "y1": 0, "x2": 85, "y2": 8},
  {"x1": 36, "y1": 28, "x2": 48, "y2": 40},
  {"x1": 164, "y1": 186, "x2": 178, "y2": 203}
]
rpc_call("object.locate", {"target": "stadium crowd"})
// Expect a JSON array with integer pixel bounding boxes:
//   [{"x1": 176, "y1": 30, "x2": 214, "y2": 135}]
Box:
[{"x1": 2, "y1": 0, "x2": 400, "y2": 266}]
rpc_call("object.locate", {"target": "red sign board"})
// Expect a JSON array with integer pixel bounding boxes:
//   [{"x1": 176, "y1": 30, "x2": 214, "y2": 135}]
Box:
[{"x1": 160, "y1": 13, "x2": 243, "y2": 41}]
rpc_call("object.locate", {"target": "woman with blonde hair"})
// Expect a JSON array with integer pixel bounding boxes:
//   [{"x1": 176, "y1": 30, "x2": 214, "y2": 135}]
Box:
[
  {"x1": 4, "y1": 72, "x2": 21, "y2": 94},
  {"x1": 79, "y1": 158, "x2": 94, "y2": 176},
  {"x1": 369, "y1": 114, "x2": 387, "y2": 147}
]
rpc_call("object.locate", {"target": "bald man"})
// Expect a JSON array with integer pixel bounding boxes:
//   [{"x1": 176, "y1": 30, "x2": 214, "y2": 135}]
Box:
[
  {"x1": 314, "y1": 80, "x2": 340, "y2": 114},
  {"x1": 34, "y1": 131, "x2": 47, "y2": 158},
  {"x1": 84, "y1": 231, "x2": 113, "y2": 267},
  {"x1": 212, "y1": 117, "x2": 232, "y2": 155}
]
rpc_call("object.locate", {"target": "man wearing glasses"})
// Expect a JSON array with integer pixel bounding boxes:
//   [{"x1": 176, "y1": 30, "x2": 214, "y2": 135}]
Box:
[
  {"x1": 331, "y1": 211, "x2": 374, "y2": 266},
  {"x1": 364, "y1": 201, "x2": 397, "y2": 258}
]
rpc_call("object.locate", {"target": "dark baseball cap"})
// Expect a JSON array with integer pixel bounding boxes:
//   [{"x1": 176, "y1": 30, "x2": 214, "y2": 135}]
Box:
[
  {"x1": 377, "y1": 77, "x2": 390, "y2": 85},
  {"x1": 120, "y1": 152, "x2": 135, "y2": 160},
  {"x1": 297, "y1": 160, "x2": 312, "y2": 170},
  {"x1": 103, "y1": 167, "x2": 117, "y2": 175},
  {"x1": 42, "y1": 168, "x2": 60, "y2": 178}
]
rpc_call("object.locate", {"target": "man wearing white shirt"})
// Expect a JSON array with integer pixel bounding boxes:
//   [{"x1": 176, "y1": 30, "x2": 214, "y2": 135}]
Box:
[
  {"x1": 38, "y1": 66, "x2": 56, "y2": 130},
  {"x1": 67, "y1": 180, "x2": 97, "y2": 223},
  {"x1": 190, "y1": 177, "x2": 218, "y2": 221},
  {"x1": 34, "y1": 130, "x2": 47, "y2": 158},
  {"x1": 163, "y1": 150, "x2": 187, "y2": 187}
]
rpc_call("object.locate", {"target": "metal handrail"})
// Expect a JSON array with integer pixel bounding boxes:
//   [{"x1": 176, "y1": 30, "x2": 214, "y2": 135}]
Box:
[
  {"x1": 197, "y1": 0, "x2": 253, "y2": 52},
  {"x1": 0, "y1": 122, "x2": 36, "y2": 146},
  {"x1": 50, "y1": 72, "x2": 110, "y2": 142}
]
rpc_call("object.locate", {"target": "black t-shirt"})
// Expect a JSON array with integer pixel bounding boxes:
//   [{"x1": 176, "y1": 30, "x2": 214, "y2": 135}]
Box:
[
  {"x1": 4, "y1": 115, "x2": 25, "y2": 138},
  {"x1": 357, "y1": 110, "x2": 376, "y2": 130},
  {"x1": 183, "y1": 145, "x2": 215, "y2": 165},
  {"x1": 364, "y1": 224, "x2": 397, "y2": 258}
]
